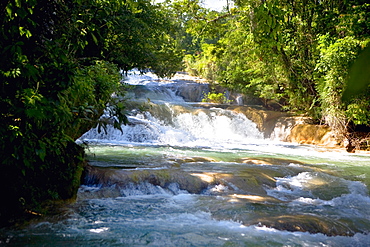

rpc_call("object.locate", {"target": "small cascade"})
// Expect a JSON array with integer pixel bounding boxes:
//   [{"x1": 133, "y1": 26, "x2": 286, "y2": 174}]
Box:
[
  {"x1": 81, "y1": 165, "x2": 209, "y2": 198},
  {"x1": 124, "y1": 70, "x2": 209, "y2": 103},
  {"x1": 80, "y1": 71, "x2": 264, "y2": 147},
  {"x1": 80, "y1": 104, "x2": 263, "y2": 147},
  {"x1": 6, "y1": 71, "x2": 370, "y2": 246}
]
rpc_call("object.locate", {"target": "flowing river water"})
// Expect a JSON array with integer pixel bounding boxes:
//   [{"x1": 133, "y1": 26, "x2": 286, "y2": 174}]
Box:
[{"x1": 2, "y1": 71, "x2": 370, "y2": 246}]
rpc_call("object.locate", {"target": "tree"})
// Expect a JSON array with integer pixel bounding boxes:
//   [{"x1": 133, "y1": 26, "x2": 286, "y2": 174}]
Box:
[
  {"x1": 0, "y1": 0, "x2": 184, "y2": 225},
  {"x1": 179, "y1": 0, "x2": 370, "y2": 141}
]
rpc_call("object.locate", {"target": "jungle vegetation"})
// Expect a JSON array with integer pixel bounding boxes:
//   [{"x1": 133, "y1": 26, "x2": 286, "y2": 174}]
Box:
[
  {"x1": 0, "y1": 0, "x2": 182, "y2": 225},
  {"x1": 0, "y1": 0, "x2": 369, "y2": 225},
  {"x1": 167, "y1": 0, "x2": 370, "y2": 146}
]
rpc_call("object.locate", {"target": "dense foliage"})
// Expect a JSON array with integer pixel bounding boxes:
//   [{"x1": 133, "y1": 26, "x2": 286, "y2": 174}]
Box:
[
  {"x1": 1, "y1": 0, "x2": 369, "y2": 225},
  {"x1": 0, "y1": 0, "x2": 183, "y2": 225},
  {"x1": 174, "y1": 0, "x2": 370, "y2": 143}
]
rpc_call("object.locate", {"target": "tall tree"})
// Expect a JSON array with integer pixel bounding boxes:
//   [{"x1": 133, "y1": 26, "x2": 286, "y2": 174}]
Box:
[
  {"x1": 180, "y1": 0, "x2": 370, "y2": 136},
  {"x1": 0, "y1": 0, "x2": 183, "y2": 225}
]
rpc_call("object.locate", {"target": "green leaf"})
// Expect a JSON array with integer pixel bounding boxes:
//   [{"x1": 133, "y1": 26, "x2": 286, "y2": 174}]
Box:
[
  {"x1": 91, "y1": 32, "x2": 98, "y2": 45},
  {"x1": 6, "y1": 4, "x2": 13, "y2": 18},
  {"x1": 15, "y1": 0, "x2": 21, "y2": 8},
  {"x1": 36, "y1": 141, "x2": 47, "y2": 161}
]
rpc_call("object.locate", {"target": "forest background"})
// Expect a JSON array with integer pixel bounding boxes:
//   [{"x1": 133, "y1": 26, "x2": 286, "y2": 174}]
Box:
[{"x1": 0, "y1": 0, "x2": 369, "y2": 225}]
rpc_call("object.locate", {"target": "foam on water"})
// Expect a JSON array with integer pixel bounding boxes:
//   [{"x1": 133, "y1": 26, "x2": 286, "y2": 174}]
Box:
[
  {"x1": 6, "y1": 71, "x2": 370, "y2": 246},
  {"x1": 5, "y1": 191, "x2": 370, "y2": 246},
  {"x1": 80, "y1": 107, "x2": 263, "y2": 148},
  {"x1": 265, "y1": 171, "x2": 370, "y2": 228},
  {"x1": 123, "y1": 69, "x2": 160, "y2": 86},
  {"x1": 123, "y1": 69, "x2": 206, "y2": 86},
  {"x1": 268, "y1": 172, "x2": 369, "y2": 200},
  {"x1": 79, "y1": 70, "x2": 370, "y2": 163}
]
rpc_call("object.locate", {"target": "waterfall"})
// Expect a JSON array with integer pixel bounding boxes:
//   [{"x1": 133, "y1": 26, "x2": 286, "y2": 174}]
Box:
[
  {"x1": 79, "y1": 71, "x2": 263, "y2": 147},
  {"x1": 5, "y1": 70, "x2": 370, "y2": 246}
]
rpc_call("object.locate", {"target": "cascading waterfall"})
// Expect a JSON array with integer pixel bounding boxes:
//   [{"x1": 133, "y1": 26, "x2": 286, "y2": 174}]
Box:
[
  {"x1": 81, "y1": 104, "x2": 263, "y2": 147},
  {"x1": 81, "y1": 69, "x2": 263, "y2": 147},
  {"x1": 2, "y1": 70, "x2": 370, "y2": 246}
]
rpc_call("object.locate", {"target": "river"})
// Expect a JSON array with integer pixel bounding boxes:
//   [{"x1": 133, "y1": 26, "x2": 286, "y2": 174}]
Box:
[{"x1": 2, "y1": 71, "x2": 370, "y2": 246}]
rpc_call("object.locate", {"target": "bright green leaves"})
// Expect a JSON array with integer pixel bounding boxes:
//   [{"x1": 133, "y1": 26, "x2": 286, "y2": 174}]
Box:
[
  {"x1": 202, "y1": 92, "x2": 230, "y2": 104},
  {"x1": 253, "y1": 0, "x2": 284, "y2": 45},
  {"x1": 315, "y1": 35, "x2": 365, "y2": 131},
  {"x1": 14, "y1": 0, "x2": 21, "y2": 8},
  {"x1": 4, "y1": 0, "x2": 36, "y2": 35},
  {"x1": 347, "y1": 100, "x2": 370, "y2": 125},
  {"x1": 6, "y1": 4, "x2": 14, "y2": 19},
  {"x1": 180, "y1": 0, "x2": 370, "y2": 132},
  {"x1": 61, "y1": 60, "x2": 129, "y2": 139},
  {"x1": 22, "y1": 88, "x2": 48, "y2": 124},
  {"x1": 3, "y1": 68, "x2": 21, "y2": 78},
  {"x1": 18, "y1": 26, "x2": 32, "y2": 38}
]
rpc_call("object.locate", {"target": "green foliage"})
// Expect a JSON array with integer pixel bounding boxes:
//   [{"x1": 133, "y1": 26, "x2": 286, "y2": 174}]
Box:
[
  {"x1": 202, "y1": 92, "x2": 230, "y2": 104},
  {"x1": 343, "y1": 45, "x2": 370, "y2": 101},
  {"x1": 149, "y1": 38, "x2": 185, "y2": 78},
  {"x1": 346, "y1": 99, "x2": 370, "y2": 125},
  {"x1": 184, "y1": 43, "x2": 218, "y2": 81},
  {"x1": 62, "y1": 60, "x2": 129, "y2": 139},
  {"x1": 343, "y1": 42, "x2": 370, "y2": 126},
  {"x1": 315, "y1": 36, "x2": 365, "y2": 138},
  {"x1": 0, "y1": 0, "x2": 184, "y2": 224},
  {"x1": 215, "y1": 28, "x2": 288, "y2": 107},
  {"x1": 178, "y1": 0, "x2": 370, "y2": 129}
]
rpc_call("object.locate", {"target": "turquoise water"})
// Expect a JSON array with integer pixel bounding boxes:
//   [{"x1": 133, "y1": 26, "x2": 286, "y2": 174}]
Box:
[
  {"x1": 2, "y1": 71, "x2": 370, "y2": 246},
  {"x1": 2, "y1": 143, "x2": 370, "y2": 246}
]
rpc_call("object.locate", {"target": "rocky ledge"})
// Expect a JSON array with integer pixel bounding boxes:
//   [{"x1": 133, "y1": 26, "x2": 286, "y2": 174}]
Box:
[{"x1": 197, "y1": 104, "x2": 340, "y2": 149}]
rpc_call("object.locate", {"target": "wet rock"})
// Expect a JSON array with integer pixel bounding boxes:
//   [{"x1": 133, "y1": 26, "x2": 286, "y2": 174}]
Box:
[
  {"x1": 170, "y1": 82, "x2": 209, "y2": 102},
  {"x1": 170, "y1": 156, "x2": 217, "y2": 165},
  {"x1": 83, "y1": 165, "x2": 209, "y2": 195},
  {"x1": 287, "y1": 124, "x2": 337, "y2": 147},
  {"x1": 227, "y1": 106, "x2": 289, "y2": 138},
  {"x1": 239, "y1": 157, "x2": 305, "y2": 166},
  {"x1": 249, "y1": 215, "x2": 359, "y2": 236},
  {"x1": 192, "y1": 165, "x2": 295, "y2": 195},
  {"x1": 226, "y1": 194, "x2": 283, "y2": 204},
  {"x1": 222, "y1": 167, "x2": 294, "y2": 192},
  {"x1": 219, "y1": 175, "x2": 272, "y2": 195}
]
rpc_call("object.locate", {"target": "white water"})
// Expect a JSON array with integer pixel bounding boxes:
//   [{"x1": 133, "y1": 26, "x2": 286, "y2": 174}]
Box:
[
  {"x1": 82, "y1": 109, "x2": 263, "y2": 148},
  {"x1": 82, "y1": 70, "x2": 263, "y2": 147},
  {"x1": 2, "y1": 71, "x2": 370, "y2": 246}
]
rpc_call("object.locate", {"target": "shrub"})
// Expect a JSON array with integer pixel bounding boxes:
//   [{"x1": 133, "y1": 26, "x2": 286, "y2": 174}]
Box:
[
  {"x1": 202, "y1": 92, "x2": 230, "y2": 104},
  {"x1": 315, "y1": 36, "x2": 363, "y2": 140}
]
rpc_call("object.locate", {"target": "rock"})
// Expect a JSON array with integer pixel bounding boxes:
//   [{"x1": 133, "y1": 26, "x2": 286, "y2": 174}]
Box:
[
  {"x1": 227, "y1": 106, "x2": 341, "y2": 148},
  {"x1": 249, "y1": 214, "x2": 360, "y2": 236},
  {"x1": 228, "y1": 105, "x2": 289, "y2": 138},
  {"x1": 83, "y1": 165, "x2": 209, "y2": 194},
  {"x1": 287, "y1": 124, "x2": 338, "y2": 147},
  {"x1": 171, "y1": 82, "x2": 209, "y2": 102},
  {"x1": 239, "y1": 157, "x2": 305, "y2": 166}
]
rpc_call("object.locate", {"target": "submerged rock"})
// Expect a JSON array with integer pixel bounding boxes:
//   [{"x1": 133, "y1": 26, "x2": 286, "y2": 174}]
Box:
[
  {"x1": 239, "y1": 157, "x2": 305, "y2": 166},
  {"x1": 249, "y1": 215, "x2": 360, "y2": 236}
]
